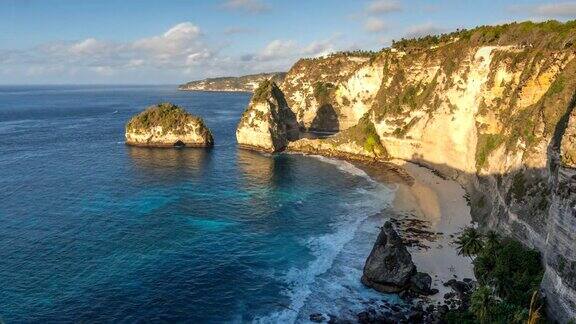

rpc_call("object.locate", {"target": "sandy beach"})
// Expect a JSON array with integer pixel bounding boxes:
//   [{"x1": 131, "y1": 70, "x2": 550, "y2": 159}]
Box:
[{"x1": 356, "y1": 159, "x2": 475, "y2": 301}]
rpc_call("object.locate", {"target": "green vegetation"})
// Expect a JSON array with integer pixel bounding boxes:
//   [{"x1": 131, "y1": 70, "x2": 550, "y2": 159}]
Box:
[
  {"x1": 476, "y1": 133, "x2": 503, "y2": 170},
  {"x1": 470, "y1": 285, "x2": 496, "y2": 323},
  {"x1": 252, "y1": 79, "x2": 274, "y2": 103},
  {"x1": 334, "y1": 114, "x2": 386, "y2": 158},
  {"x1": 363, "y1": 122, "x2": 382, "y2": 155},
  {"x1": 454, "y1": 227, "x2": 484, "y2": 259},
  {"x1": 474, "y1": 238, "x2": 543, "y2": 306},
  {"x1": 126, "y1": 102, "x2": 205, "y2": 135},
  {"x1": 372, "y1": 60, "x2": 440, "y2": 121},
  {"x1": 313, "y1": 82, "x2": 334, "y2": 105},
  {"x1": 445, "y1": 230, "x2": 545, "y2": 323},
  {"x1": 548, "y1": 75, "x2": 565, "y2": 96},
  {"x1": 392, "y1": 20, "x2": 576, "y2": 51}
]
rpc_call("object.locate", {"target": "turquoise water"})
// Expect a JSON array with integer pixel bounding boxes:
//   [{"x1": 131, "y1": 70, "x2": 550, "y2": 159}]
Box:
[{"x1": 0, "y1": 85, "x2": 394, "y2": 322}]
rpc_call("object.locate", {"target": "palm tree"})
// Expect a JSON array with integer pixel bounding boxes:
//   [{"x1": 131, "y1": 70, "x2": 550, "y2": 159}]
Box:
[
  {"x1": 470, "y1": 285, "x2": 495, "y2": 323},
  {"x1": 485, "y1": 230, "x2": 500, "y2": 250},
  {"x1": 455, "y1": 226, "x2": 484, "y2": 259}
]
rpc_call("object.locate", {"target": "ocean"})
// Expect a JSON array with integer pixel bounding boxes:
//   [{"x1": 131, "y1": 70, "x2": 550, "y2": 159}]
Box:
[{"x1": 0, "y1": 85, "x2": 397, "y2": 323}]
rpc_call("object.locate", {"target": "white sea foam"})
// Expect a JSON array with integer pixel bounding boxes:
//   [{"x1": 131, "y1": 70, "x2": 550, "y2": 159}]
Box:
[
  {"x1": 310, "y1": 155, "x2": 374, "y2": 182},
  {"x1": 255, "y1": 159, "x2": 396, "y2": 323}
]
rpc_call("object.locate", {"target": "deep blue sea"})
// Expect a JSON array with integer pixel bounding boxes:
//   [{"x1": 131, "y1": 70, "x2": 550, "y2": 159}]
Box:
[{"x1": 0, "y1": 85, "x2": 396, "y2": 323}]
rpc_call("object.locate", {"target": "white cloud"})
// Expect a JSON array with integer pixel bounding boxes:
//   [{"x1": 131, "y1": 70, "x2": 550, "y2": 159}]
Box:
[
  {"x1": 221, "y1": 0, "x2": 270, "y2": 14},
  {"x1": 69, "y1": 38, "x2": 111, "y2": 56},
  {"x1": 404, "y1": 23, "x2": 445, "y2": 38},
  {"x1": 258, "y1": 39, "x2": 297, "y2": 61},
  {"x1": 366, "y1": 0, "x2": 401, "y2": 14},
  {"x1": 510, "y1": 2, "x2": 576, "y2": 17},
  {"x1": 301, "y1": 40, "x2": 335, "y2": 57},
  {"x1": 0, "y1": 22, "x2": 218, "y2": 82},
  {"x1": 364, "y1": 17, "x2": 388, "y2": 33},
  {"x1": 132, "y1": 22, "x2": 203, "y2": 57},
  {"x1": 0, "y1": 21, "x2": 351, "y2": 83}
]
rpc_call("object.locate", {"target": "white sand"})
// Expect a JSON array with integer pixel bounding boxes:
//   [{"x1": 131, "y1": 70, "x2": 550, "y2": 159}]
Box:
[{"x1": 390, "y1": 160, "x2": 475, "y2": 301}]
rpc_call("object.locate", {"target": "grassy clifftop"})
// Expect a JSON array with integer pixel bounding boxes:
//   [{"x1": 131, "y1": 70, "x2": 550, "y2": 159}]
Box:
[
  {"x1": 126, "y1": 103, "x2": 206, "y2": 135},
  {"x1": 392, "y1": 20, "x2": 576, "y2": 51}
]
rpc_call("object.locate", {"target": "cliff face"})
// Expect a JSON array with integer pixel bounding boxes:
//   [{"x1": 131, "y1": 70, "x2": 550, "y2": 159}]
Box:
[
  {"x1": 179, "y1": 72, "x2": 286, "y2": 92},
  {"x1": 248, "y1": 21, "x2": 576, "y2": 321},
  {"x1": 236, "y1": 81, "x2": 299, "y2": 152},
  {"x1": 126, "y1": 103, "x2": 214, "y2": 147},
  {"x1": 281, "y1": 53, "x2": 381, "y2": 132}
]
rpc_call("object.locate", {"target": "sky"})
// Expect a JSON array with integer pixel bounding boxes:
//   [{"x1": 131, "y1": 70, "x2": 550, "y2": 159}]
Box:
[{"x1": 1, "y1": 0, "x2": 575, "y2": 84}]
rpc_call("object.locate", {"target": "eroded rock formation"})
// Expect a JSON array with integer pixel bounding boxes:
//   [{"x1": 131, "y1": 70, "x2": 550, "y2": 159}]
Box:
[
  {"x1": 361, "y1": 222, "x2": 416, "y2": 293},
  {"x1": 234, "y1": 21, "x2": 576, "y2": 321},
  {"x1": 125, "y1": 103, "x2": 214, "y2": 148},
  {"x1": 236, "y1": 80, "x2": 299, "y2": 152},
  {"x1": 251, "y1": 21, "x2": 576, "y2": 321}
]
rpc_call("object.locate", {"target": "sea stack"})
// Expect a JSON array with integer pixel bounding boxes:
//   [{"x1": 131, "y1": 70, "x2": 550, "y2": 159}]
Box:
[
  {"x1": 361, "y1": 221, "x2": 416, "y2": 293},
  {"x1": 125, "y1": 102, "x2": 214, "y2": 148},
  {"x1": 236, "y1": 80, "x2": 299, "y2": 152}
]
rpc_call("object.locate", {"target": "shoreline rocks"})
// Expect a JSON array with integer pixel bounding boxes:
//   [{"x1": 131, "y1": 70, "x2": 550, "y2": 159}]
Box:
[
  {"x1": 361, "y1": 221, "x2": 416, "y2": 293},
  {"x1": 361, "y1": 221, "x2": 438, "y2": 297},
  {"x1": 125, "y1": 103, "x2": 214, "y2": 148}
]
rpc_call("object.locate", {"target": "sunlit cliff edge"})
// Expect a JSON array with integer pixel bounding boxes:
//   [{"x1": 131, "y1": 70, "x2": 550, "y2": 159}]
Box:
[{"x1": 237, "y1": 21, "x2": 576, "y2": 322}]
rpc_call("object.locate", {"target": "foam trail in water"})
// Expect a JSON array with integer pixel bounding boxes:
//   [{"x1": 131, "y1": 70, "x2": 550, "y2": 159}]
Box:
[{"x1": 255, "y1": 157, "x2": 395, "y2": 323}]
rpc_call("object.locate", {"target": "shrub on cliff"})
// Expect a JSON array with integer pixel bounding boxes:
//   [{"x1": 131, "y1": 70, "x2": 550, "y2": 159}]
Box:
[
  {"x1": 446, "y1": 233, "x2": 545, "y2": 323},
  {"x1": 333, "y1": 114, "x2": 387, "y2": 158},
  {"x1": 313, "y1": 82, "x2": 334, "y2": 105},
  {"x1": 252, "y1": 79, "x2": 273, "y2": 103},
  {"x1": 126, "y1": 103, "x2": 205, "y2": 135},
  {"x1": 474, "y1": 238, "x2": 543, "y2": 307}
]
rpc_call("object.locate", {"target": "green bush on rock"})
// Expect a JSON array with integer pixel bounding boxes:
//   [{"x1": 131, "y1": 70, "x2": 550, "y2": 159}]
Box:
[{"x1": 126, "y1": 103, "x2": 206, "y2": 136}]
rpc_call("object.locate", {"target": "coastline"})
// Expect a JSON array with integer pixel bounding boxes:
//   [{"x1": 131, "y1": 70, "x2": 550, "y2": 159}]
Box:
[
  {"x1": 283, "y1": 150, "x2": 476, "y2": 319},
  {"x1": 354, "y1": 159, "x2": 475, "y2": 292},
  {"x1": 177, "y1": 88, "x2": 252, "y2": 93}
]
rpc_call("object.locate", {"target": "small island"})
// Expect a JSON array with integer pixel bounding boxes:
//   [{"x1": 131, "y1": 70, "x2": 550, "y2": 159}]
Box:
[{"x1": 125, "y1": 103, "x2": 214, "y2": 148}]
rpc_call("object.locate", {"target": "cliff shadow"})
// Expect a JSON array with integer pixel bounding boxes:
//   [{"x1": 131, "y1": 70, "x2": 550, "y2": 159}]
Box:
[
  {"x1": 310, "y1": 103, "x2": 340, "y2": 133},
  {"x1": 396, "y1": 153, "x2": 576, "y2": 322}
]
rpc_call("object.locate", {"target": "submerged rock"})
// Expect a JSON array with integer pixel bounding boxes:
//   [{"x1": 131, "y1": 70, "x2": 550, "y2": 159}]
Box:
[
  {"x1": 125, "y1": 103, "x2": 214, "y2": 148},
  {"x1": 309, "y1": 313, "x2": 326, "y2": 323},
  {"x1": 361, "y1": 221, "x2": 416, "y2": 293},
  {"x1": 236, "y1": 80, "x2": 299, "y2": 152}
]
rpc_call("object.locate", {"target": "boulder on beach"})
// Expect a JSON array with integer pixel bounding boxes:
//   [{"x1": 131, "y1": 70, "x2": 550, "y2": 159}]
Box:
[
  {"x1": 361, "y1": 221, "x2": 416, "y2": 293},
  {"x1": 410, "y1": 272, "x2": 435, "y2": 295},
  {"x1": 125, "y1": 103, "x2": 214, "y2": 148}
]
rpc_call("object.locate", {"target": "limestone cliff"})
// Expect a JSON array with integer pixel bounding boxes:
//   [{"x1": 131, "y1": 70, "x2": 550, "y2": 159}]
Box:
[
  {"x1": 281, "y1": 52, "x2": 379, "y2": 131},
  {"x1": 236, "y1": 80, "x2": 299, "y2": 152},
  {"x1": 179, "y1": 72, "x2": 286, "y2": 92},
  {"x1": 125, "y1": 103, "x2": 214, "y2": 147},
  {"x1": 288, "y1": 114, "x2": 387, "y2": 161},
  {"x1": 242, "y1": 21, "x2": 576, "y2": 321}
]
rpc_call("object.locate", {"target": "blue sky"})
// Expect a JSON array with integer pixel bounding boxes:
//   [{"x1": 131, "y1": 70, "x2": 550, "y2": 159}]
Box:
[{"x1": 1, "y1": 0, "x2": 575, "y2": 84}]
